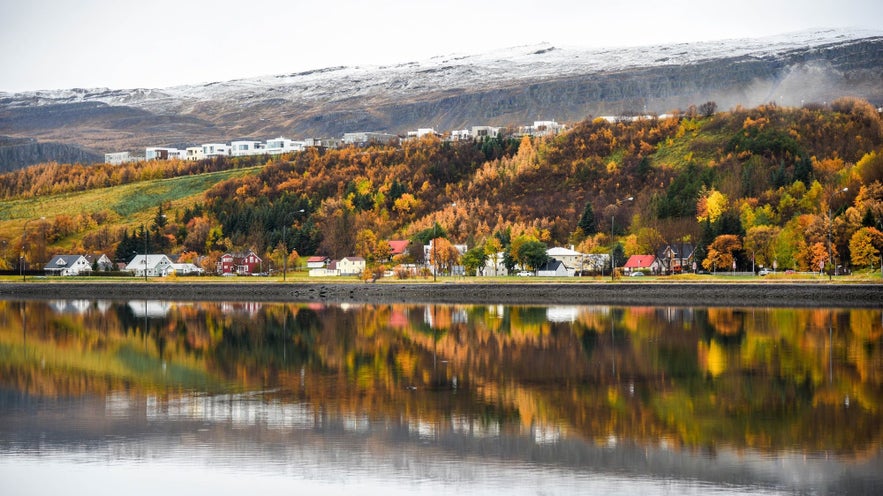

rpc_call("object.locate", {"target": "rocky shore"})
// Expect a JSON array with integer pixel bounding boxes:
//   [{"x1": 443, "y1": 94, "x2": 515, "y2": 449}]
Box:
[{"x1": 1, "y1": 281, "x2": 881, "y2": 308}]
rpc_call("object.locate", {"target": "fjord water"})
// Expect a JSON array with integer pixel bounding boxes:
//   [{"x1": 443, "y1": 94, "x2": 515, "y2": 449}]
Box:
[{"x1": 1, "y1": 300, "x2": 881, "y2": 495}]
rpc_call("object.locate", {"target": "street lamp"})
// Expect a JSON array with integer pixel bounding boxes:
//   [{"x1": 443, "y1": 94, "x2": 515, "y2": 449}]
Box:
[
  {"x1": 610, "y1": 197, "x2": 633, "y2": 280},
  {"x1": 20, "y1": 216, "x2": 46, "y2": 282},
  {"x1": 283, "y1": 209, "x2": 305, "y2": 282}
]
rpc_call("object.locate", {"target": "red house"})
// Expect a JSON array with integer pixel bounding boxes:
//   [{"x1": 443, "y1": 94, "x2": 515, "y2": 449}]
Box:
[
  {"x1": 623, "y1": 254, "x2": 657, "y2": 274},
  {"x1": 217, "y1": 250, "x2": 263, "y2": 275}
]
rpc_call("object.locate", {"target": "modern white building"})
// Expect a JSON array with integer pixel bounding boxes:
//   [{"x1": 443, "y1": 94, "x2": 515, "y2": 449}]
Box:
[
  {"x1": 342, "y1": 132, "x2": 398, "y2": 146},
  {"x1": 146, "y1": 147, "x2": 185, "y2": 160},
  {"x1": 202, "y1": 143, "x2": 231, "y2": 157},
  {"x1": 185, "y1": 147, "x2": 205, "y2": 161},
  {"x1": 230, "y1": 141, "x2": 264, "y2": 157},
  {"x1": 125, "y1": 254, "x2": 173, "y2": 277},
  {"x1": 264, "y1": 137, "x2": 305, "y2": 155},
  {"x1": 105, "y1": 151, "x2": 135, "y2": 165},
  {"x1": 471, "y1": 126, "x2": 500, "y2": 139}
]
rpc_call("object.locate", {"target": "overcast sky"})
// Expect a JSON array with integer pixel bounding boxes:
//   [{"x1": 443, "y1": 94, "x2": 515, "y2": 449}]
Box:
[{"x1": 1, "y1": 0, "x2": 881, "y2": 92}]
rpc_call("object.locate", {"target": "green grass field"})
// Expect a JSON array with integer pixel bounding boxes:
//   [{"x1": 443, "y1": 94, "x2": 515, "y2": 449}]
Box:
[{"x1": 0, "y1": 166, "x2": 261, "y2": 245}]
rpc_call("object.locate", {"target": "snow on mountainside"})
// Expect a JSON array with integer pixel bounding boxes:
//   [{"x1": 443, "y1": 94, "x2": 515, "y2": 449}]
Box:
[{"x1": 3, "y1": 28, "x2": 881, "y2": 110}]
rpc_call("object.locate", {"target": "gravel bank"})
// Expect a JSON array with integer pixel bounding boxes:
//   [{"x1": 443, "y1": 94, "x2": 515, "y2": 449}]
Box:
[{"x1": 1, "y1": 282, "x2": 881, "y2": 308}]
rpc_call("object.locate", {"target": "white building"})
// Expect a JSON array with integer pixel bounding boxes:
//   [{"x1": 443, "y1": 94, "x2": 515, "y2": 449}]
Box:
[
  {"x1": 185, "y1": 146, "x2": 205, "y2": 161},
  {"x1": 449, "y1": 129, "x2": 471, "y2": 141},
  {"x1": 162, "y1": 263, "x2": 203, "y2": 276},
  {"x1": 44, "y1": 255, "x2": 92, "y2": 276},
  {"x1": 519, "y1": 120, "x2": 565, "y2": 137},
  {"x1": 230, "y1": 141, "x2": 264, "y2": 157},
  {"x1": 202, "y1": 143, "x2": 230, "y2": 157},
  {"x1": 105, "y1": 152, "x2": 135, "y2": 165},
  {"x1": 337, "y1": 257, "x2": 366, "y2": 276},
  {"x1": 125, "y1": 254, "x2": 173, "y2": 277},
  {"x1": 546, "y1": 246, "x2": 584, "y2": 270},
  {"x1": 146, "y1": 147, "x2": 184, "y2": 161},
  {"x1": 264, "y1": 137, "x2": 305, "y2": 155},
  {"x1": 342, "y1": 132, "x2": 398, "y2": 146},
  {"x1": 471, "y1": 126, "x2": 500, "y2": 139}
]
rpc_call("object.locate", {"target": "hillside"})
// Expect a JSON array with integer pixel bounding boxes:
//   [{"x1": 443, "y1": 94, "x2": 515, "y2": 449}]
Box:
[
  {"x1": 0, "y1": 29, "x2": 881, "y2": 168},
  {"x1": 0, "y1": 100, "x2": 881, "y2": 275}
]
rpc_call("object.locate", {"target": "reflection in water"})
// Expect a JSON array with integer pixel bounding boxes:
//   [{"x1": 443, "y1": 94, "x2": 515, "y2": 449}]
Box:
[{"x1": 1, "y1": 300, "x2": 882, "y2": 494}]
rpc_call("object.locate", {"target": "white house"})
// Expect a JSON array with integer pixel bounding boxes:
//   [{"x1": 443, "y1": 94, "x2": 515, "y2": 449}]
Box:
[
  {"x1": 185, "y1": 146, "x2": 205, "y2": 161},
  {"x1": 85, "y1": 254, "x2": 114, "y2": 271},
  {"x1": 162, "y1": 263, "x2": 203, "y2": 276},
  {"x1": 264, "y1": 137, "x2": 305, "y2": 155},
  {"x1": 337, "y1": 257, "x2": 366, "y2": 276},
  {"x1": 342, "y1": 132, "x2": 398, "y2": 146},
  {"x1": 105, "y1": 152, "x2": 135, "y2": 165},
  {"x1": 146, "y1": 147, "x2": 185, "y2": 160},
  {"x1": 44, "y1": 255, "x2": 92, "y2": 276},
  {"x1": 546, "y1": 246, "x2": 584, "y2": 270},
  {"x1": 202, "y1": 143, "x2": 230, "y2": 157},
  {"x1": 537, "y1": 259, "x2": 574, "y2": 277},
  {"x1": 483, "y1": 251, "x2": 509, "y2": 276},
  {"x1": 230, "y1": 141, "x2": 264, "y2": 157},
  {"x1": 125, "y1": 254, "x2": 173, "y2": 277},
  {"x1": 471, "y1": 126, "x2": 500, "y2": 139}
]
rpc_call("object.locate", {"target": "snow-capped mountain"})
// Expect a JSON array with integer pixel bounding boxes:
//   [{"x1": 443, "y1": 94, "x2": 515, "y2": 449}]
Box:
[{"x1": 1, "y1": 28, "x2": 882, "y2": 161}]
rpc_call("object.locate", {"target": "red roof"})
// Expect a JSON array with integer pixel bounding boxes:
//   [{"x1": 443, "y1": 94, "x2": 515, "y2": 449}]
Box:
[
  {"x1": 307, "y1": 256, "x2": 327, "y2": 263},
  {"x1": 388, "y1": 240, "x2": 409, "y2": 255},
  {"x1": 623, "y1": 255, "x2": 655, "y2": 269}
]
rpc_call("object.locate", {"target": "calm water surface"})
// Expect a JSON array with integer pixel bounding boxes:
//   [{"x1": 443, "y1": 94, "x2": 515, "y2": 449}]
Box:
[{"x1": 1, "y1": 300, "x2": 881, "y2": 495}]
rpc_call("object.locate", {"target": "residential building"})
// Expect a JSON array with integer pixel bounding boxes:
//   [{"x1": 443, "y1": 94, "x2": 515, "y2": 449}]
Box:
[
  {"x1": 146, "y1": 147, "x2": 183, "y2": 161},
  {"x1": 185, "y1": 146, "x2": 205, "y2": 161},
  {"x1": 202, "y1": 143, "x2": 231, "y2": 157},
  {"x1": 163, "y1": 263, "x2": 203, "y2": 276},
  {"x1": 265, "y1": 137, "x2": 305, "y2": 155},
  {"x1": 230, "y1": 141, "x2": 264, "y2": 157},
  {"x1": 388, "y1": 240, "x2": 409, "y2": 258},
  {"x1": 519, "y1": 120, "x2": 565, "y2": 137},
  {"x1": 657, "y1": 243, "x2": 695, "y2": 274},
  {"x1": 407, "y1": 128, "x2": 441, "y2": 139},
  {"x1": 623, "y1": 254, "x2": 658, "y2": 274},
  {"x1": 306, "y1": 256, "x2": 330, "y2": 269},
  {"x1": 337, "y1": 256, "x2": 366, "y2": 276},
  {"x1": 85, "y1": 254, "x2": 114, "y2": 271},
  {"x1": 217, "y1": 250, "x2": 263, "y2": 275},
  {"x1": 546, "y1": 246, "x2": 583, "y2": 270},
  {"x1": 44, "y1": 255, "x2": 93, "y2": 276},
  {"x1": 342, "y1": 132, "x2": 398, "y2": 146},
  {"x1": 483, "y1": 251, "x2": 509, "y2": 276},
  {"x1": 105, "y1": 152, "x2": 136, "y2": 165},
  {"x1": 449, "y1": 129, "x2": 471, "y2": 141},
  {"x1": 537, "y1": 259, "x2": 574, "y2": 277},
  {"x1": 471, "y1": 126, "x2": 500, "y2": 139},
  {"x1": 125, "y1": 254, "x2": 173, "y2": 277}
]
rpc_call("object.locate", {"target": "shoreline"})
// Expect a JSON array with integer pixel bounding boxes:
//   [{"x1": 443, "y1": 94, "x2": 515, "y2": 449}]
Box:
[{"x1": 1, "y1": 281, "x2": 882, "y2": 308}]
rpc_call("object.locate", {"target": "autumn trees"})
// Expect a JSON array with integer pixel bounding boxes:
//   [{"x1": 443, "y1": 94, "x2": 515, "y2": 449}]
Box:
[{"x1": 2, "y1": 99, "x2": 882, "y2": 276}]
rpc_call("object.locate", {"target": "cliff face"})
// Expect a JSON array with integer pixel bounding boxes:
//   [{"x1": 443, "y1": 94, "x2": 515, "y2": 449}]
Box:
[
  {"x1": 0, "y1": 31, "x2": 881, "y2": 168},
  {"x1": 0, "y1": 137, "x2": 102, "y2": 172}
]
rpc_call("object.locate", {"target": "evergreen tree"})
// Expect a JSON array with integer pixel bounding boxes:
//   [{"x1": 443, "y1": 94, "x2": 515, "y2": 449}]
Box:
[{"x1": 577, "y1": 201, "x2": 597, "y2": 235}]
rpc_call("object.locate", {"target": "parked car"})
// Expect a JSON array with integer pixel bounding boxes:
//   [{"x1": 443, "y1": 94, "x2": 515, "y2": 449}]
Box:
[
  {"x1": 758, "y1": 268, "x2": 772, "y2": 276},
  {"x1": 629, "y1": 271, "x2": 645, "y2": 277},
  {"x1": 516, "y1": 271, "x2": 533, "y2": 277}
]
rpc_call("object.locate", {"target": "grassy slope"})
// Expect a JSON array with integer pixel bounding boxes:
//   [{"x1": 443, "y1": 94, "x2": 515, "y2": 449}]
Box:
[{"x1": 0, "y1": 166, "x2": 261, "y2": 248}]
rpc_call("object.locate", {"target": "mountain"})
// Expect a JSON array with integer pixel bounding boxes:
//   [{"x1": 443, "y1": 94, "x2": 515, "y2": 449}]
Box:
[{"x1": 1, "y1": 29, "x2": 882, "y2": 165}]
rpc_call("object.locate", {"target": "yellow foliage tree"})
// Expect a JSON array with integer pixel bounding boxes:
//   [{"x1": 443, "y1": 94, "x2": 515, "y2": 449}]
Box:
[
  {"x1": 697, "y1": 189, "x2": 728, "y2": 224},
  {"x1": 850, "y1": 227, "x2": 883, "y2": 269}
]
